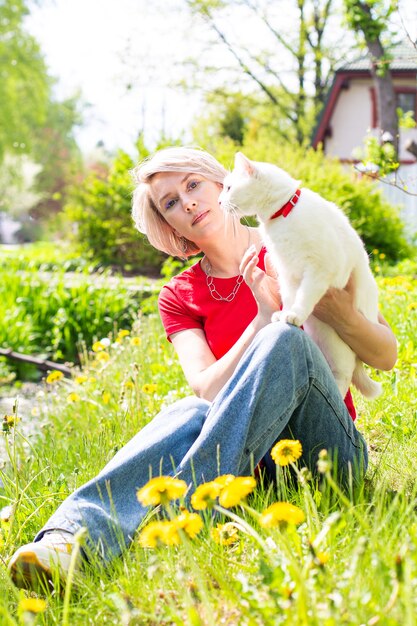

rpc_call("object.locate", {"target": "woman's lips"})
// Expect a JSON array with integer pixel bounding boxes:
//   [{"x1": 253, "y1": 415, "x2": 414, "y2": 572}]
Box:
[{"x1": 192, "y1": 211, "x2": 209, "y2": 225}]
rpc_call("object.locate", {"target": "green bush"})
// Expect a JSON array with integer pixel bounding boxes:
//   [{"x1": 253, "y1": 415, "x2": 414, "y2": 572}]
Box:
[
  {"x1": 64, "y1": 149, "x2": 166, "y2": 274},
  {"x1": 208, "y1": 137, "x2": 412, "y2": 263}
]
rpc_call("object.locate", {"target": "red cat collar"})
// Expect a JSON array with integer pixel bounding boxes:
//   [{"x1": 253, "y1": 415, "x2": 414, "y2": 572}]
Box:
[{"x1": 270, "y1": 188, "x2": 301, "y2": 220}]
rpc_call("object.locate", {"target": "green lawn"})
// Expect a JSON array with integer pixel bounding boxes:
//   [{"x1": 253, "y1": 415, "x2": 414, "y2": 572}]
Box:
[{"x1": 0, "y1": 259, "x2": 417, "y2": 625}]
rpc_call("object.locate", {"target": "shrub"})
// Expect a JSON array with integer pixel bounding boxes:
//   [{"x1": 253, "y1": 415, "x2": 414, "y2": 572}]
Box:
[
  {"x1": 64, "y1": 149, "x2": 166, "y2": 274},
  {"x1": 235, "y1": 140, "x2": 412, "y2": 262}
]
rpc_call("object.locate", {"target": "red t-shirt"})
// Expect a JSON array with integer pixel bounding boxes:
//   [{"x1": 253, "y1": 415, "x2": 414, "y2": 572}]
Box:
[{"x1": 158, "y1": 248, "x2": 356, "y2": 420}]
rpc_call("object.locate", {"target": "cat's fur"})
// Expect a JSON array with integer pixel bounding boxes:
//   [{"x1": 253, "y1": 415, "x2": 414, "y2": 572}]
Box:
[{"x1": 219, "y1": 151, "x2": 382, "y2": 399}]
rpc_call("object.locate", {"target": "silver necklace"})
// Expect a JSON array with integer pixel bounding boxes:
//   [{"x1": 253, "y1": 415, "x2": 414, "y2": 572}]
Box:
[{"x1": 204, "y1": 227, "x2": 250, "y2": 303}]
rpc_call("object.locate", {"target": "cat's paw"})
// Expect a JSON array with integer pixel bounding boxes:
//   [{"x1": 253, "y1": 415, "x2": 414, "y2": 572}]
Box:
[{"x1": 279, "y1": 309, "x2": 303, "y2": 327}]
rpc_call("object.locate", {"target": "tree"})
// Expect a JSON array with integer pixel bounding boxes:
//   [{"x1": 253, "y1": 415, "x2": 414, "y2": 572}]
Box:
[
  {"x1": 344, "y1": 0, "x2": 399, "y2": 153},
  {"x1": 0, "y1": 0, "x2": 50, "y2": 162},
  {"x1": 186, "y1": 0, "x2": 347, "y2": 144}
]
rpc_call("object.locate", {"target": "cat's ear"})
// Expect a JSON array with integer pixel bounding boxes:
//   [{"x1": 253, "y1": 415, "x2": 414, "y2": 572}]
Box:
[{"x1": 235, "y1": 152, "x2": 256, "y2": 177}]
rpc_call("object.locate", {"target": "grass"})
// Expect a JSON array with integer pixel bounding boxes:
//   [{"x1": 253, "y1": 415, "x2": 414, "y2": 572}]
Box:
[
  {"x1": 0, "y1": 258, "x2": 417, "y2": 625},
  {"x1": 0, "y1": 242, "x2": 157, "y2": 382}
]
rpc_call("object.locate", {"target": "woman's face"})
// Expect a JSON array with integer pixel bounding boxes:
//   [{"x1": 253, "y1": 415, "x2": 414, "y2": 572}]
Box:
[{"x1": 150, "y1": 171, "x2": 224, "y2": 243}]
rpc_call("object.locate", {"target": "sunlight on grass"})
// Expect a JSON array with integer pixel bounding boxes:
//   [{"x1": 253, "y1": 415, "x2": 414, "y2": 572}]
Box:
[{"x1": 0, "y1": 262, "x2": 416, "y2": 624}]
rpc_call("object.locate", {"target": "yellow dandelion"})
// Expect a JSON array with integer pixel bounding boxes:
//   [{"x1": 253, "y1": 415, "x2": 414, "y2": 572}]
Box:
[
  {"x1": 270, "y1": 439, "x2": 303, "y2": 467},
  {"x1": 130, "y1": 336, "x2": 141, "y2": 346},
  {"x1": 213, "y1": 474, "x2": 235, "y2": 488},
  {"x1": 124, "y1": 380, "x2": 135, "y2": 389},
  {"x1": 117, "y1": 329, "x2": 130, "y2": 338},
  {"x1": 379, "y1": 253, "x2": 386, "y2": 260},
  {"x1": 67, "y1": 392, "x2": 80, "y2": 403},
  {"x1": 191, "y1": 481, "x2": 222, "y2": 510},
  {"x1": 407, "y1": 302, "x2": 417, "y2": 311},
  {"x1": 210, "y1": 522, "x2": 240, "y2": 546},
  {"x1": 89, "y1": 376, "x2": 97, "y2": 383},
  {"x1": 18, "y1": 597, "x2": 47, "y2": 614},
  {"x1": 74, "y1": 375, "x2": 88, "y2": 384},
  {"x1": 2, "y1": 414, "x2": 20, "y2": 432},
  {"x1": 96, "y1": 351, "x2": 110, "y2": 361},
  {"x1": 138, "y1": 520, "x2": 180, "y2": 548},
  {"x1": 46, "y1": 370, "x2": 64, "y2": 384},
  {"x1": 259, "y1": 502, "x2": 305, "y2": 528},
  {"x1": 102, "y1": 391, "x2": 111, "y2": 404},
  {"x1": 92, "y1": 341, "x2": 105, "y2": 352},
  {"x1": 137, "y1": 476, "x2": 187, "y2": 506},
  {"x1": 142, "y1": 383, "x2": 157, "y2": 394},
  {"x1": 174, "y1": 511, "x2": 204, "y2": 539},
  {"x1": 218, "y1": 476, "x2": 256, "y2": 508}
]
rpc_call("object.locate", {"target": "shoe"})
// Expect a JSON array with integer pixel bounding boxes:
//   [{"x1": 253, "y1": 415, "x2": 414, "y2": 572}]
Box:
[{"x1": 8, "y1": 531, "x2": 78, "y2": 592}]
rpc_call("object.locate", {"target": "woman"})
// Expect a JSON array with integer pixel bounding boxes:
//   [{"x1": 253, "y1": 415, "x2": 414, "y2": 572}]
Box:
[{"x1": 9, "y1": 147, "x2": 397, "y2": 590}]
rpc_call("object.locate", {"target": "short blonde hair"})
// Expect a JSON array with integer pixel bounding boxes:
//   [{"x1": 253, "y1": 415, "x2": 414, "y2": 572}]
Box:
[{"x1": 131, "y1": 146, "x2": 229, "y2": 258}]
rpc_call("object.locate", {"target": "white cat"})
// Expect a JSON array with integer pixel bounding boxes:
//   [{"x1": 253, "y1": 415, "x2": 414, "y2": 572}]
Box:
[{"x1": 219, "y1": 151, "x2": 382, "y2": 400}]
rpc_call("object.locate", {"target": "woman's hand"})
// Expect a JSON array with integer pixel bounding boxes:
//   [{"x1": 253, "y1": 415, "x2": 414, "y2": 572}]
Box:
[
  {"x1": 313, "y1": 275, "x2": 357, "y2": 328},
  {"x1": 240, "y1": 246, "x2": 281, "y2": 324}
]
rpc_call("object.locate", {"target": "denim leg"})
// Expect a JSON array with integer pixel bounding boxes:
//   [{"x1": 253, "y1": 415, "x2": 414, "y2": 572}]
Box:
[{"x1": 36, "y1": 322, "x2": 367, "y2": 561}]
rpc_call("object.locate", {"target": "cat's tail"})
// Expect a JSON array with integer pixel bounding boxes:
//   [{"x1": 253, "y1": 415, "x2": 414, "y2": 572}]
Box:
[{"x1": 352, "y1": 361, "x2": 382, "y2": 399}]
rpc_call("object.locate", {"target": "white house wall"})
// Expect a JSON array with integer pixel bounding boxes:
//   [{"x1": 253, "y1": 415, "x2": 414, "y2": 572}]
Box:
[{"x1": 325, "y1": 79, "x2": 374, "y2": 160}]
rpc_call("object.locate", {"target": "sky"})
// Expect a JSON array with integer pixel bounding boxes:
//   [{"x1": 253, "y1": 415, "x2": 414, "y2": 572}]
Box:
[
  {"x1": 26, "y1": 0, "x2": 417, "y2": 157},
  {"x1": 26, "y1": 0, "x2": 203, "y2": 155}
]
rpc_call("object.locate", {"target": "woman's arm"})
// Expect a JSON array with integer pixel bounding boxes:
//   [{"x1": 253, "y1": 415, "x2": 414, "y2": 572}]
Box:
[
  {"x1": 171, "y1": 247, "x2": 280, "y2": 402},
  {"x1": 312, "y1": 276, "x2": 397, "y2": 371}
]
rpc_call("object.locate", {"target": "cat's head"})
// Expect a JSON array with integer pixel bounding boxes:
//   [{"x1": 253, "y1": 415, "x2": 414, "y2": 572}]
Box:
[{"x1": 219, "y1": 152, "x2": 300, "y2": 221}]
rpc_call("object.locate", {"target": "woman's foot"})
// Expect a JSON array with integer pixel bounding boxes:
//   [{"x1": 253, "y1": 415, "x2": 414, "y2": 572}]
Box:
[{"x1": 8, "y1": 531, "x2": 79, "y2": 592}]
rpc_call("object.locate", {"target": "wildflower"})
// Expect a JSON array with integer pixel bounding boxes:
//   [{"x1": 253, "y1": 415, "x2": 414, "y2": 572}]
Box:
[
  {"x1": 379, "y1": 253, "x2": 386, "y2": 260},
  {"x1": 218, "y1": 476, "x2": 256, "y2": 508},
  {"x1": 89, "y1": 376, "x2": 97, "y2": 383},
  {"x1": 100, "y1": 337, "x2": 111, "y2": 347},
  {"x1": 67, "y1": 392, "x2": 80, "y2": 403},
  {"x1": 31, "y1": 407, "x2": 40, "y2": 417},
  {"x1": 124, "y1": 380, "x2": 135, "y2": 390},
  {"x1": 130, "y1": 336, "x2": 141, "y2": 346},
  {"x1": 2, "y1": 414, "x2": 20, "y2": 432},
  {"x1": 96, "y1": 351, "x2": 110, "y2": 361},
  {"x1": 46, "y1": 370, "x2": 64, "y2": 384},
  {"x1": 175, "y1": 511, "x2": 204, "y2": 539},
  {"x1": 92, "y1": 341, "x2": 105, "y2": 352},
  {"x1": 142, "y1": 383, "x2": 157, "y2": 394},
  {"x1": 191, "y1": 481, "x2": 222, "y2": 510},
  {"x1": 139, "y1": 520, "x2": 180, "y2": 548},
  {"x1": 259, "y1": 502, "x2": 305, "y2": 528},
  {"x1": 213, "y1": 474, "x2": 235, "y2": 488},
  {"x1": 74, "y1": 375, "x2": 88, "y2": 384},
  {"x1": 0, "y1": 505, "x2": 13, "y2": 522},
  {"x1": 102, "y1": 391, "x2": 111, "y2": 404},
  {"x1": 18, "y1": 597, "x2": 47, "y2": 614},
  {"x1": 137, "y1": 476, "x2": 187, "y2": 506},
  {"x1": 117, "y1": 329, "x2": 130, "y2": 338},
  {"x1": 271, "y1": 439, "x2": 303, "y2": 467},
  {"x1": 317, "y1": 449, "x2": 332, "y2": 474},
  {"x1": 211, "y1": 522, "x2": 240, "y2": 545},
  {"x1": 407, "y1": 302, "x2": 417, "y2": 311}
]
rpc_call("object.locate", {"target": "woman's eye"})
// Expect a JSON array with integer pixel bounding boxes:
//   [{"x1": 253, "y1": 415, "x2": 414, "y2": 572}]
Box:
[
  {"x1": 188, "y1": 180, "x2": 199, "y2": 190},
  {"x1": 165, "y1": 198, "x2": 177, "y2": 210}
]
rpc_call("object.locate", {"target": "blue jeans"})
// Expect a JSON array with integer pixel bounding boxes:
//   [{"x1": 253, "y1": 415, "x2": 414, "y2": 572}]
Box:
[{"x1": 36, "y1": 323, "x2": 367, "y2": 561}]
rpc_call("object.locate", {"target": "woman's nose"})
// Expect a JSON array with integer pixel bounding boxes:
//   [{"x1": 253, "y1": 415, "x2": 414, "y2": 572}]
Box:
[{"x1": 185, "y1": 200, "x2": 197, "y2": 212}]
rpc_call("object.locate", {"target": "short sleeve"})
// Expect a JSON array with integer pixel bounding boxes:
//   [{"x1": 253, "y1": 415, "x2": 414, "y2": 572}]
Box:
[{"x1": 158, "y1": 285, "x2": 203, "y2": 340}]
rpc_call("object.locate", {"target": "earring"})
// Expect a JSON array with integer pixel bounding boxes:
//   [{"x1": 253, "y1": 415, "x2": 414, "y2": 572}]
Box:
[{"x1": 180, "y1": 237, "x2": 188, "y2": 254}]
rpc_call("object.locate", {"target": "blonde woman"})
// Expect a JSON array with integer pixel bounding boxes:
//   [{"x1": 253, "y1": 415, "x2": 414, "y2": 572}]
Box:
[{"x1": 9, "y1": 147, "x2": 397, "y2": 590}]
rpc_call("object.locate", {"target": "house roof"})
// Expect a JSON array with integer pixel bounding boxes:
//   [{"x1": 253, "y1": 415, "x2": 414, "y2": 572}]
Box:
[
  {"x1": 312, "y1": 41, "x2": 417, "y2": 149},
  {"x1": 339, "y1": 41, "x2": 417, "y2": 72}
]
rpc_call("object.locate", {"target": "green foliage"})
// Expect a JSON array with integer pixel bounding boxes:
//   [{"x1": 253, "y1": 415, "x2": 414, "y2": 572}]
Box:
[
  {"x1": 0, "y1": 0, "x2": 50, "y2": 162},
  {"x1": 1, "y1": 265, "x2": 417, "y2": 623},
  {"x1": 344, "y1": 0, "x2": 398, "y2": 44},
  {"x1": 0, "y1": 246, "x2": 156, "y2": 379},
  {"x1": 203, "y1": 136, "x2": 411, "y2": 262},
  {"x1": 64, "y1": 147, "x2": 166, "y2": 273}
]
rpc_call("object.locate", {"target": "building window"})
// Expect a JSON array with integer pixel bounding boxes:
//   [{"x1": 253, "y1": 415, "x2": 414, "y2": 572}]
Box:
[{"x1": 397, "y1": 92, "x2": 416, "y2": 115}]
